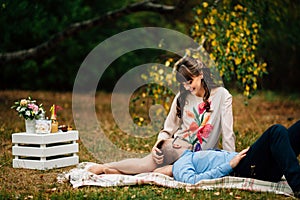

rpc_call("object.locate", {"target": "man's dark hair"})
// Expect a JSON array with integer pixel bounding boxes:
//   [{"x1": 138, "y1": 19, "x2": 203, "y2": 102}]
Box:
[{"x1": 156, "y1": 139, "x2": 181, "y2": 167}]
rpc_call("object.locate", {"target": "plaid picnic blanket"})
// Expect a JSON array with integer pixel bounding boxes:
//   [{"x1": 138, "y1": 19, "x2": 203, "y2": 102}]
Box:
[{"x1": 57, "y1": 162, "x2": 294, "y2": 197}]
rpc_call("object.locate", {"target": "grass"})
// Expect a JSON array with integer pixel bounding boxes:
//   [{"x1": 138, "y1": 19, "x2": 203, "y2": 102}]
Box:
[{"x1": 0, "y1": 90, "x2": 300, "y2": 199}]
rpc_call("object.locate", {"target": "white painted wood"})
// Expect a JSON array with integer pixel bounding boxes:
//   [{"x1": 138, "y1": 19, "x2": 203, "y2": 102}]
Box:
[
  {"x1": 12, "y1": 131, "x2": 78, "y2": 144},
  {"x1": 12, "y1": 143, "x2": 78, "y2": 157},
  {"x1": 13, "y1": 156, "x2": 79, "y2": 170},
  {"x1": 12, "y1": 131, "x2": 79, "y2": 170}
]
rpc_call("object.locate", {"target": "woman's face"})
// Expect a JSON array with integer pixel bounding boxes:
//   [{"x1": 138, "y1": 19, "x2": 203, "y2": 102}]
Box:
[{"x1": 182, "y1": 74, "x2": 203, "y2": 97}]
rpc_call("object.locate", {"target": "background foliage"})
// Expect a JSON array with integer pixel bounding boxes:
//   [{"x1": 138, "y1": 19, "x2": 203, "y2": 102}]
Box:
[
  {"x1": 0, "y1": 0, "x2": 299, "y2": 93},
  {"x1": 191, "y1": 1, "x2": 267, "y2": 98}
]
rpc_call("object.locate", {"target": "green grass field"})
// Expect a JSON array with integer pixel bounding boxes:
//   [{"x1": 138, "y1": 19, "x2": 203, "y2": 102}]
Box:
[{"x1": 0, "y1": 90, "x2": 299, "y2": 199}]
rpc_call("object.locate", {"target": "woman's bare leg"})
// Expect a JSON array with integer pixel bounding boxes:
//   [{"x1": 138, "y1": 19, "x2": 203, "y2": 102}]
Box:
[
  {"x1": 88, "y1": 164, "x2": 109, "y2": 174},
  {"x1": 88, "y1": 164, "x2": 124, "y2": 174},
  {"x1": 105, "y1": 153, "x2": 157, "y2": 174},
  {"x1": 104, "y1": 168, "x2": 122, "y2": 174}
]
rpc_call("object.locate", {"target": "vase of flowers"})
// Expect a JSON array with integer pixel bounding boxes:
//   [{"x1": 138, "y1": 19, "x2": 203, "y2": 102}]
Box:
[
  {"x1": 11, "y1": 97, "x2": 44, "y2": 133},
  {"x1": 25, "y1": 118, "x2": 36, "y2": 133}
]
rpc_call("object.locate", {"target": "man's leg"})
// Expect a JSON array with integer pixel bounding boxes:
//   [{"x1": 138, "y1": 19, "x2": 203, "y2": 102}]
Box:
[
  {"x1": 288, "y1": 120, "x2": 300, "y2": 156},
  {"x1": 233, "y1": 123, "x2": 300, "y2": 193}
]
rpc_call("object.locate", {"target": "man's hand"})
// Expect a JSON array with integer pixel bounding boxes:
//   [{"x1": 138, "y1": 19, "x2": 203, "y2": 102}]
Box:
[
  {"x1": 152, "y1": 141, "x2": 164, "y2": 164},
  {"x1": 230, "y1": 147, "x2": 249, "y2": 168}
]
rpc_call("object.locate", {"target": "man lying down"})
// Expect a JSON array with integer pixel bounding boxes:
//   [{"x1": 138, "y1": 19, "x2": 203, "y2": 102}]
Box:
[{"x1": 88, "y1": 122, "x2": 300, "y2": 198}]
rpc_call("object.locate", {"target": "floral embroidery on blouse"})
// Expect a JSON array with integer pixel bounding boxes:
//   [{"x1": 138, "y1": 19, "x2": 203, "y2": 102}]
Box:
[{"x1": 181, "y1": 101, "x2": 213, "y2": 151}]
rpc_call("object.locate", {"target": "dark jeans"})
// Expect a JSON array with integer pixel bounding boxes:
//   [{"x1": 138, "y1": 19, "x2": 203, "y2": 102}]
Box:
[{"x1": 232, "y1": 121, "x2": 300, "y2": 192}]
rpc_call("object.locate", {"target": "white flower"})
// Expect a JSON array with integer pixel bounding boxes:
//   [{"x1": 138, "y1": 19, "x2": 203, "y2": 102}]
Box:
[{"x1": 25, "y1": 110, "x2": 31, "y2": 116}]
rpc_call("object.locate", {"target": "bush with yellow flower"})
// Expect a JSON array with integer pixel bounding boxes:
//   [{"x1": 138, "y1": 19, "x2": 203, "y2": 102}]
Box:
[
  {"x1": 191, "y1": 1, "x2": 268, "y2": 98},
  {"x1": 131, "y1": 1, "x2": 268, "y2": 127}
]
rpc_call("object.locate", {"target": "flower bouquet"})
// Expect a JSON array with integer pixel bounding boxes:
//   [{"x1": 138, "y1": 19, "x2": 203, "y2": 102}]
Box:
[{"x1": 11, "y1": 97, "x2": 44, "y2": 133}]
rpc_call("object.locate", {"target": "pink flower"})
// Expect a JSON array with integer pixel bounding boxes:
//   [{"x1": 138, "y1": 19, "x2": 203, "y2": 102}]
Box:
[
  {"x1": 198, "y1": 102, "x2": 206, "y2": 114},
  {"x1": 28, "y1": 104, "x2": 39, "y2": 112},
  {"x1": 189, "y1": 122, "x2": 199, "y2": 132},
  {"x1": 197, "y1": 124, "x2": 213, "y2": 142},
  {"x1": 198, "y1": 101, "x2": 211, "y2": 114}
]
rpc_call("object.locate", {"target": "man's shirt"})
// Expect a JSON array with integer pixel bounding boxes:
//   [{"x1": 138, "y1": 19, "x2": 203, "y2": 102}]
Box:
[{"x1": 173, "y1": 149, "x2": 238, "y2": 184}]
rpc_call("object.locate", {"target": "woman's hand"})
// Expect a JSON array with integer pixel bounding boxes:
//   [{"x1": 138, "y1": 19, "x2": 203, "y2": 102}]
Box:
[
  {"x1": 152, "y1": 140, "x2": 164, "y2": 164},
  {"x1": 153, "y1": 165, "x2": 173, "y2": 177},
  {"x1": 230, "y1": 147, "x2": 249, "y2": 168}
]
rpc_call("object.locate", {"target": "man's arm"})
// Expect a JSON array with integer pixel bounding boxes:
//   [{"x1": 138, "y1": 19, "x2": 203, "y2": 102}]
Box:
[{"x1": 229, "y1": 148, "x2": 249, "y2": 168}]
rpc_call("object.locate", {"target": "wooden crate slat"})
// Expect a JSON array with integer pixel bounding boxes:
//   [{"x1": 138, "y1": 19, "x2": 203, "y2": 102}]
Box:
[
  {"x1": 12, "y1": 143, "x2": 78, "y2": 157},
  {"x1": 12, "y1": 131, "x2": 78, "y2": 144},
  {"x1": 13, "y1": 156, "x2": 79, "y2": 170}
]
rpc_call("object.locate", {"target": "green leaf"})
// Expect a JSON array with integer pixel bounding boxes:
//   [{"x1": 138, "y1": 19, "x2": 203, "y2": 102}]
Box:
[{"x1": 193, "y1": 107, "x2": 201, "y2": 125}]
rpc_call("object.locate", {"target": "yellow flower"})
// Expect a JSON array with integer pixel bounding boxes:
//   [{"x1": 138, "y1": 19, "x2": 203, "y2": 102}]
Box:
[
  {"x1": 230, "y1": 22, "x2": 236, "y2": 27},
  {"x1": 244, "y1": 90, "x2": 249, "y2": 97},
  {"x1": 211, "y1": 8, "x2": 217, "y2": 15},
  {"x1": 158, "y1": 69, "x2": 164, "y2": 75},
  {"x1": 194, "y1": 24, "x2": 199, "y2": 31},
  {"x1": 141, "y1": 74, "x2": 148, "y2": 80},
  {"x1": 204, "y1": 18, "x2": 208, "y2": 25},
  {"x1": 165, "y1": 60, "x2": 171, "y2": 67},
  {"x1": 252, "y1": 23, "x2": 258, "y2": 28},
  {"x1": 225, "y1": 48, "x2": 230, "y2": 55},
  {"x1": 20, "y1": 99, "x2": 27, "y2": 106},
  {"x1": 209, "y1": 17, "x2": 215, "y2": 25},
  {"x1": 253, "y1": 83, "x2": 257, "y2": 90},
  {"x1": 245, "y1": 84, "x2": 250, "y2": 91},
  {"x1": 234, "y1": 57, "x2": 242, "y2": 65},
  {"x1": 196, "y1": 8, "x2": 202, "y2": 15},
  {"x1": 226, "y1": 30, "x2": 231, "y2": 38},
  {"x1": 253, "y1": 38, "x2": 258, "y2": 44},
  {"x1": 246, "y1": 29, "x2": 250, "y2": 35},
  {"x1": 211, "y1": 40, "x2": 217, "y2": 46},
  {"x1": 234, "y1": 4, "x2": 243, "y2": 11},
  {"x1": 202, "y1": 2, "x2": 208, "y2": 8},
  {"x1": 164, "y1": 103, "x2": 170, "y2": 111},
  {"x1": 209, "y1": 33, "x2": 216, "y2": 39}
]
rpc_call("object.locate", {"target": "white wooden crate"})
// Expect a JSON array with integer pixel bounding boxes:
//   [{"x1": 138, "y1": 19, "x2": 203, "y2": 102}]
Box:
[{"x1": 12, "y1": 131, "x2": 79, "y2": 170}]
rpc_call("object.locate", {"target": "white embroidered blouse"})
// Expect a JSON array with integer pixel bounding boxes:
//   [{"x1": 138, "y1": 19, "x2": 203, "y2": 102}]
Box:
[{"x1": 157, "y1": 87, "x2": 236, "y2": 152}]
